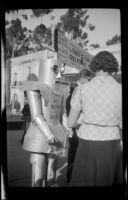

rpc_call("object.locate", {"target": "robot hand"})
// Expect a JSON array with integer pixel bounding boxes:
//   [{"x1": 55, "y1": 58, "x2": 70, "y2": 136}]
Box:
[
  {"x1": 47, "y1": 135, "x2": 57, "y2": 145},
  {"x1": 47, "y1": 135, "x2": 63, "y2": 148}
]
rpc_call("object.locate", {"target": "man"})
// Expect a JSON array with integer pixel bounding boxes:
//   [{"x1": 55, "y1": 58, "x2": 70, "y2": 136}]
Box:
[{"x1": 22, "y1": 58, "x2": 70, "y2": 187}]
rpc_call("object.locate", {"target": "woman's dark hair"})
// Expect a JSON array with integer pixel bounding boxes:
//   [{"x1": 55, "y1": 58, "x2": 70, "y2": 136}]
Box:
[{"x1": 89, "y1": 51, "x2": 118, "y2": 74}]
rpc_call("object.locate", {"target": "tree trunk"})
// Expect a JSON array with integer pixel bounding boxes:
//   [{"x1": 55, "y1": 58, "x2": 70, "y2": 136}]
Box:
[
  {"x1": 41, "y1": 14, "x2": 43, "y2": 24},
  {"x1": 12, "y1": 44, "x2": 14, "y2": 58},
  {"x1": 12, "y1": 49, "x2": 14, "y2": 58},
  {"x1": 12, "y1": 39, "x2": 16, "y2": 58},
  {"x1": 5, "y1": 59, "x2": 11, "y2": 113}
]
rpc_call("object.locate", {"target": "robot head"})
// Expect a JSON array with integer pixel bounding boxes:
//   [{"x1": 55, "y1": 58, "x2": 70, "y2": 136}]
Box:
[{"x1": 38, "y1": 59, "x2": 65, "y2": 86}]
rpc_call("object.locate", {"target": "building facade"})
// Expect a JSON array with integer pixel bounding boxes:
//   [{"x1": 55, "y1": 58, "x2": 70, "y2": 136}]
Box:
[{"x1": 9, "y1": 50, "x2": 56, "y2": 114}]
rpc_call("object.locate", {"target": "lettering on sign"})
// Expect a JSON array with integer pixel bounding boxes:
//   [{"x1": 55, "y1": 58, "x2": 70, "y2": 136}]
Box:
[
  {"x1": 57, "y1": 31, "x2": 93, "y2": 69},
  {"x1": 49, "y1": 95, "x2": 61, "y2": 125}
]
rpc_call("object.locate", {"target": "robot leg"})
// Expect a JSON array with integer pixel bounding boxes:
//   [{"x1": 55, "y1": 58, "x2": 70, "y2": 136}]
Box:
[
  {"x1": 30, "y1": 153, "x2": 48, "y2": 187},
  {"x1": 47, "y1": 156, "x2": 57, "y2": 186}
]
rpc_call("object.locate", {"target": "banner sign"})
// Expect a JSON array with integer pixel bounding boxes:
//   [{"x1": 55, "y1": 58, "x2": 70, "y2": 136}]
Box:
[
  {"x1": 58, "y1": 32, "x2": 68, "y2": 62},
  {"x1": 57, "y1": 31, "x2": 93, "y2": 70}
]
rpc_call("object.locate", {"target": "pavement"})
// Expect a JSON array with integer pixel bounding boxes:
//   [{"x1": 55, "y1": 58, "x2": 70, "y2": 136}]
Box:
[{"x1": 7, "y1": 123, "x2": 69, "y2": 187}]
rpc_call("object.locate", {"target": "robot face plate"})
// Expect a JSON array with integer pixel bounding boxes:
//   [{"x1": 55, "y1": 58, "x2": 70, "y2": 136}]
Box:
[
  {"x1": 51, "y1": 65, "x2": 59, "y2": 75},
  {"x1": 38, "y1": 59, "x2": 62, "y2": 86}
]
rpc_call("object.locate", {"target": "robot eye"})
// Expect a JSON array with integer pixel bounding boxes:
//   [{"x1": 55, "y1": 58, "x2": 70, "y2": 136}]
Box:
[{"x1": 52, "y1": 65, "x2": 59, "y2": 75}]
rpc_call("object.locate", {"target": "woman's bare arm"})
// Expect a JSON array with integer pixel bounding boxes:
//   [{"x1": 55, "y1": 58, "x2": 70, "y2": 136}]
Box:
[{"x1": 67, "y1": 108, "x2": 81, "y2": 128}]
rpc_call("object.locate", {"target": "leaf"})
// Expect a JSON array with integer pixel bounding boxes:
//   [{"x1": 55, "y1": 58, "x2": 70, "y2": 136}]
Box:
[
  {"x1": 60, "y1": 9, "x2": 95, "y2": 42},
  {"x1": 81, "y1": 32, "x2": 88, "y2": 40},
  {"x1": 22, "y1": 14, "x2": 28, "y2": 20},
  {"x1": 84, "y1": 40, "x2": 89, "y2": 46},
  {"x1": 32, "y1": 9, "x2": 53, "y2": 17},
  {"x1": 88, "y1": 23, "x2": 95, "y2": 31},
  {"x1": 90, "y1": 43, "x2": 100, "y2": 48},
  {"x1": 106, "y1": 34, "x2": 121, "y2": 45}
]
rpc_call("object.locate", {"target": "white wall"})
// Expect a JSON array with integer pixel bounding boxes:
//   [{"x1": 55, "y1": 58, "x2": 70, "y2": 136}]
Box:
[
  {"x1": 63, "y1": 65, "x2": 79, "y2": 74},
  {"x1": 10, "y1": 50, "x2": 56, "y2": 112}
]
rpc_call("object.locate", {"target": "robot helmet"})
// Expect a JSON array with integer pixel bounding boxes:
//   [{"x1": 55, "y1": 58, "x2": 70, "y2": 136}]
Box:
[{"x1": 38, "y1": 59, "x2": 62, "y2": 86}]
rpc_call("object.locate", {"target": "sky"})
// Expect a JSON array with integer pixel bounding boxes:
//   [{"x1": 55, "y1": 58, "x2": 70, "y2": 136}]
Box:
[
  {"x1": 87, "y1": 9, "x2": 120, "y2": 47},
  {"x1": 5, "y1": 8, "x2": 121, "y2": 48}
]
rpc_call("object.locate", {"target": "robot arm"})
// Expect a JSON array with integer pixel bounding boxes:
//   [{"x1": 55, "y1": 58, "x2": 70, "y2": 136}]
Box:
[{"x1": 27, "y1": 90, "x2": 55, "y2": 142}]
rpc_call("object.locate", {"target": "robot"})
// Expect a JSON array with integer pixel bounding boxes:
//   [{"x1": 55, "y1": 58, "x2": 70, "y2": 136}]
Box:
[{"x1": 22, "y1": 58, "x2": 71, "y2": 187}]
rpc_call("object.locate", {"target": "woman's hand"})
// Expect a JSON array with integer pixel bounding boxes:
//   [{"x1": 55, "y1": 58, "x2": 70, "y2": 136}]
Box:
[
  {"x1": 64, "y1": 126, "x2": 74, "y2": 137},
  {"x1": 62, "y1": 113, "x2": 74, "y2": 137}
]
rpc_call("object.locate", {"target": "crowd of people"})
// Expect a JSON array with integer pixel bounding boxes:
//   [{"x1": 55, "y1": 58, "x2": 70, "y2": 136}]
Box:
[{"x1": 21, "y1": 51, "x2": 124, "y2": 187}]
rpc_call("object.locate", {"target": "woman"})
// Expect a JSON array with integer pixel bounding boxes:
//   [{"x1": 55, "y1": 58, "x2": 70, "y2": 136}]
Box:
[
  {"x1": 11, "y1": 93, "x2": 21, "y2": 113},
  {"x1": 68, "y1": 51, "x2": 122, "y2": 186},
  {"x1": 66, "y1": 70, "x2": 94, "y2": 184}
]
